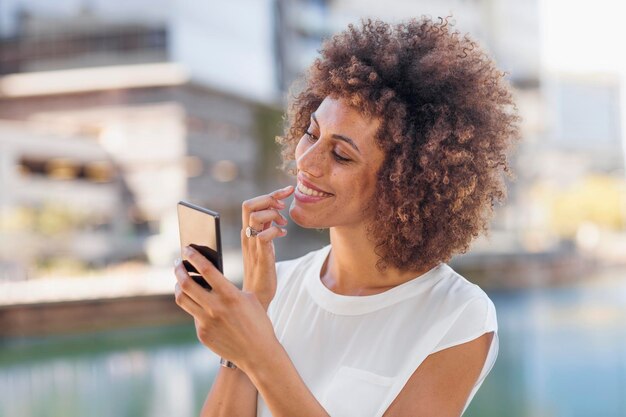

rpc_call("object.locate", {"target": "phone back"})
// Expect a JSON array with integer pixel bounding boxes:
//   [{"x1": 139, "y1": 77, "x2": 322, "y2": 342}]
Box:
[{"x1": 177, "y1": 201, "x2": 223, "y2": 290}]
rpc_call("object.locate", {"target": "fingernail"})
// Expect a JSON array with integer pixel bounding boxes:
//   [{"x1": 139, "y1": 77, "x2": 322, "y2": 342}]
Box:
[
  {"x1": 282, "y1": 185, "x2": 294, "y2": 192},
  {"x1": 184, "y1": 246, "x2": 194, "y2": 256}
]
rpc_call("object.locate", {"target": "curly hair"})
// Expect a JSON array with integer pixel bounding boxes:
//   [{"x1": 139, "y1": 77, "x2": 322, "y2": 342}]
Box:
[{"x1": 277, "y1": 16, "x2": 521, "y2": 273}]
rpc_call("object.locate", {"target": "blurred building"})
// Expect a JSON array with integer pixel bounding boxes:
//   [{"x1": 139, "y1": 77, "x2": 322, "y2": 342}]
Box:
[
  {"x1": 169, "y1": 0, "x2": 542, "y2": 102},
  {"x1": 518, "y1": 0, "x2": 626, "y2": 259},
  {"x1": 169, "y1": 1, "x2": 279, "y2": 104},
  {"x1": 273, "y1": 0, "x2": 541, "y2": 91},
  {"x1": 0, "y1": 65, "x2": 282, "y2": 278},
  {"x1": 0, "y1": 119, "x2": 125, "y2": 280},
  {"x1": 0, "y1": 0, "x2": 169, "y2": 74},
  {"x1": 0, "y1": 0, "x2": 544, "y2": 281},
  {"x1": 1, "y1": 0, "x2": 622, "y2": 284},
  {"x1": 0, "y1": 1, "x2": 287, "y2": 280}
]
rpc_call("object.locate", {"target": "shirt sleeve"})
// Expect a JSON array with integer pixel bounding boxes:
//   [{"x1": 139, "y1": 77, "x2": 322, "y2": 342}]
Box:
[
  {"x1": 432, "y1": 295, "x2": 497, "y2": 353},
  {"x1": 431, "y1": 295, "x2": 499, "y2": 400}
]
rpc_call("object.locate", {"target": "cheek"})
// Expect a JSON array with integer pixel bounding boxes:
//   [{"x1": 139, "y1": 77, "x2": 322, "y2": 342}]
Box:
[
  {"x1": 353, "y1": 172, "x2": 379, "y2": 202},
  {"x1": 331, "y1": 171, "x2": 376, "y2": 203}
]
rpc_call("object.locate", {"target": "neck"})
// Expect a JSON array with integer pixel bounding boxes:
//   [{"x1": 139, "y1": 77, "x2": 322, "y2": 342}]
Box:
[{"x1": 321, "y1": 225, "x2": 434, "y2": 296}]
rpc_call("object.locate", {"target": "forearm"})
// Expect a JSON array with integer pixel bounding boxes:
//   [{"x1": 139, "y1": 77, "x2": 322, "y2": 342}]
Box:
[
  {"x1": 246, "y1": 342, "x2": 329, "y2": 417},
  {"x1": 201, "y1": 365, "x2": 258, "y2": 417}
]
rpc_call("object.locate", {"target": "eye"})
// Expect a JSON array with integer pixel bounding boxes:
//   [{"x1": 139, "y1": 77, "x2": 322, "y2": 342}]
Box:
[
  {"x1": 305, "y1": 130, "x2": 318, "y2": 142},
  {"x1": 332, "y1": 152, "x2": 351, "y2": 163},
  {"x1": 304, "y1": 130, "x2": 352, "y2": 164}
]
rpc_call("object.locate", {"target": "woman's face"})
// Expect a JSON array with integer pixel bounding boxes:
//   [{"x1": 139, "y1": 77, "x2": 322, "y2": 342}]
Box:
[{"x1": 289, "y1": 96, "x2": 385, "y2": 230}]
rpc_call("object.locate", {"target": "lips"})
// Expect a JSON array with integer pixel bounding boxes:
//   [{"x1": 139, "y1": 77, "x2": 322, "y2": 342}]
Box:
[{"x1": 297, "y1": 175, "x2": 333, "y2": 195}]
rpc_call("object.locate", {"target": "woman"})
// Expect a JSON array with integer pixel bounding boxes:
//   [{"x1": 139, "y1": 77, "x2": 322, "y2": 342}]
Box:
[{"x1": 174, "y1": 16, "x2": 520, "y2": 417}]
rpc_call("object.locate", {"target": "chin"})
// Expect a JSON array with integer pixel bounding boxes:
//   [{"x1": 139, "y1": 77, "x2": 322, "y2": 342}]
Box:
[{"x1": 288, "y1": 203, "x2": 329, "y2": 229}]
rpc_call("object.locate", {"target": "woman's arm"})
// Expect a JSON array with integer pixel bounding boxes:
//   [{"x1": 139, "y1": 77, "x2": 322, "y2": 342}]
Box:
[
  {"x1": 200, "y1": 366, "x2": 258, "y2": 417},
  {"x1": 175, "y1": 248, "x2": 329, "y2": 417},
  {"x1": 383, "y1": 332, "x2": 494, "y2": 417},
  {"x1": 177, "y1": 186, "x2": 294, "y2": 417},
  {"x1": 198, "y1": 322, "x2": 329, "y2": 417}
]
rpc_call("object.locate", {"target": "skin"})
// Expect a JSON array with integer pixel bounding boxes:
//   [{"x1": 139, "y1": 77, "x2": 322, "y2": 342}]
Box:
[{"x1": 173, "y1": 96, "x2": 494, "y2": 417}]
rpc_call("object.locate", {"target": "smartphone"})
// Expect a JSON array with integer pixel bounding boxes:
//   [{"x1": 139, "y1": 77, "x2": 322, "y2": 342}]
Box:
[{"x1": 177, "y1": 201, "x2": 224, "y2": 291}]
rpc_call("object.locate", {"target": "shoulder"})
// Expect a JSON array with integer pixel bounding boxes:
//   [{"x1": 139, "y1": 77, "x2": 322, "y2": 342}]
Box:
[
  {"x1": 421, "y1": 263, "x2": 498, "y2": 356},
  {"x1": 437, "y1": 263, "x2": 489, "y2": 301},
  {"x1": 434, "y1": 264, "x2": 497, "y2": 325}
]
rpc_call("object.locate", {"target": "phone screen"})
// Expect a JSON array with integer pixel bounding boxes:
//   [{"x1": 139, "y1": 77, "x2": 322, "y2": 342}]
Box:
[{"x1": 176, "y1": 201, "x2": 223, "y2": 291}]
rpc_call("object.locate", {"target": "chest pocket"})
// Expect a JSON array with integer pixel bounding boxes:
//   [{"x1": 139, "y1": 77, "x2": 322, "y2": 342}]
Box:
[{"x1": 321, "y1": 366, "x2": 395, "y2": 417}]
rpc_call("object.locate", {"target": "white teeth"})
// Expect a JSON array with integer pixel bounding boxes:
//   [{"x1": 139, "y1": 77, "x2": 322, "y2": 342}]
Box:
[{"x1": 298, "y1": 182, "x2": 330, "y2": 197}]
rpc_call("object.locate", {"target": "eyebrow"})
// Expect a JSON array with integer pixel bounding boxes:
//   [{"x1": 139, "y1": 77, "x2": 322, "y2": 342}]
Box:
[{"x1": 311, "y1": 113, "x2": 361, "y2": 154}]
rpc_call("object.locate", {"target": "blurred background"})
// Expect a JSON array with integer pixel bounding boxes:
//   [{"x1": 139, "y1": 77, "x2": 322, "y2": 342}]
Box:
[{"x1": 0, "y1": 0, "x2": 625, "y2": 416}]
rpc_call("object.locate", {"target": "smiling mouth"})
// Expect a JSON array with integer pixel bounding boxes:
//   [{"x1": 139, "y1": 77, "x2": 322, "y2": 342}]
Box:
[{"x1": 297, "y1": 181, "x2": 333, "y2": 197}]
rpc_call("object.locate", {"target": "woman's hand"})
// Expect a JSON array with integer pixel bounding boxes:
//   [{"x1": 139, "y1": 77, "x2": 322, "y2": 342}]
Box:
[
  {"x1": 174, "y1": 245, "x2": 279, "y2": 373},
  {"x1": 241, "y1": 185, "x2": 294, "y2": 310},
  {"x1": 174, "y1": 245, "x2": 331, "y2": 417}
]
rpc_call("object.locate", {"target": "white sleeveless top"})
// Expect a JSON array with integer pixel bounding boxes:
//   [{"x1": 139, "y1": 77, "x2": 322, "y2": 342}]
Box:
[{"x1": 256, "y1": 244, "x2": 499, "y2": 417}]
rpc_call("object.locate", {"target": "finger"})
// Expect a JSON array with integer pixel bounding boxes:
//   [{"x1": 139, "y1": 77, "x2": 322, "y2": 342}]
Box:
[
  {"x1": 174, "y1": 282, "x2": 205, "y2": 317},
  {"x1": 269, "y1": 185, "x2": 295, "y2": 199},
  {"x1": 175, "y1": 261, "x2": 214, "y2": 306},
  {"x1": 255, "y1": 225, "x2": 288, "y2": 244},
  {"x1": 241, "y1": 186, "x2": 294, "y2": 227},
  {"x1": 249, "y1": 209, "x2": 288, "y2": 230},
  {"x1": 183, "y1": 245, "x2": 233, "y2": 294}
]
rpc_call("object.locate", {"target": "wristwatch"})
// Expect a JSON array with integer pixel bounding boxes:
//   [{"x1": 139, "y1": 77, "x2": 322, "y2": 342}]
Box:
[{"x1": 220, "y1": 358, "x2": 237, "y2": 369}]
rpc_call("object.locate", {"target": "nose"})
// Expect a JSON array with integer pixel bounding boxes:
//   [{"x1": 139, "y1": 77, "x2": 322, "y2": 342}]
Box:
[{"x1": 295, "y1": 138, "x2": 327, "y2": 178}]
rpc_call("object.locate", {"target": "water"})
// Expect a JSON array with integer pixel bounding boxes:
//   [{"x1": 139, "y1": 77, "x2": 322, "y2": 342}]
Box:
[
  {"x1": 0, "y1": 326, "x2": 220, "y2": 417},
  {"x1": 466, "y1": 272, "x2": 626, "y2": 417},
  {"x1": 1, "y1": 270, "x2": 626, "y2": 417}
]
